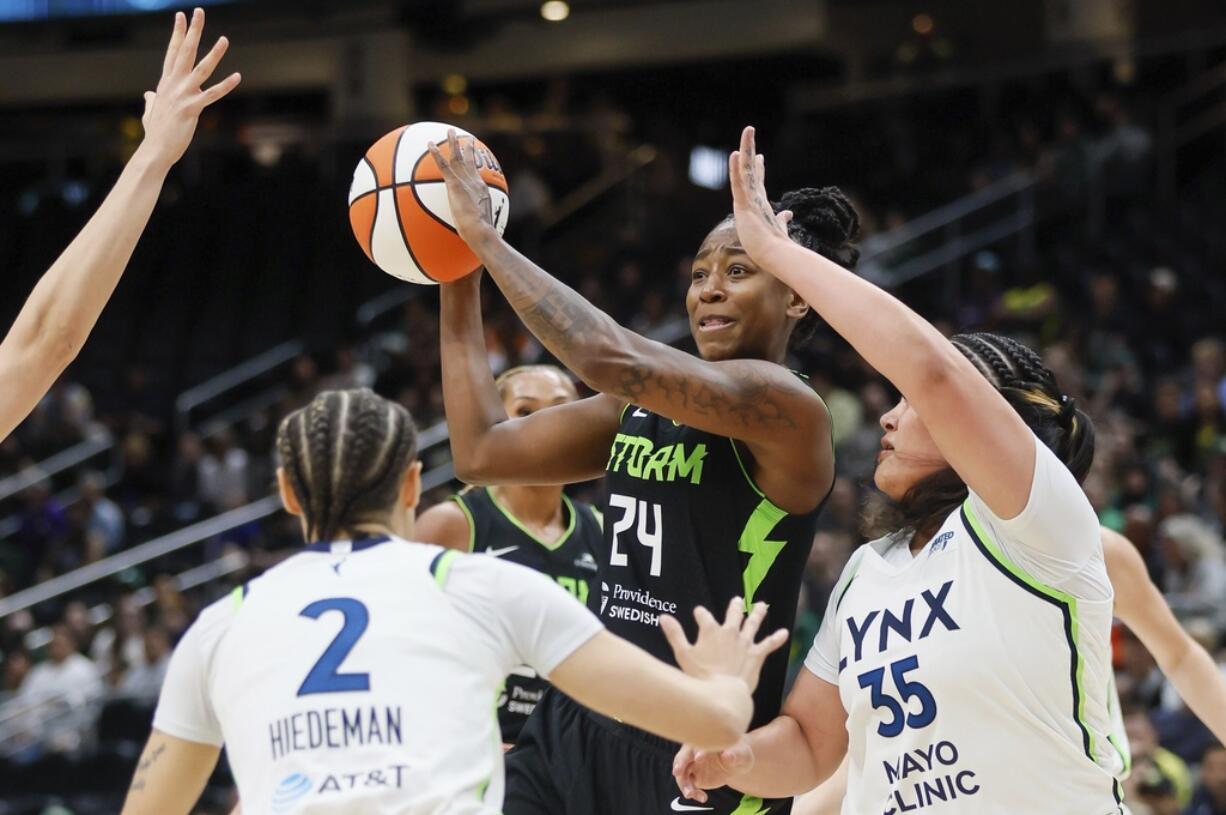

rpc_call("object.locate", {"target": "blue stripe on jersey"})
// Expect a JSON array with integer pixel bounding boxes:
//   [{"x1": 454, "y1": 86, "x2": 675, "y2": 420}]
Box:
[{"x1": 302, "y1": 535, "x2": 392, "y2": 554}]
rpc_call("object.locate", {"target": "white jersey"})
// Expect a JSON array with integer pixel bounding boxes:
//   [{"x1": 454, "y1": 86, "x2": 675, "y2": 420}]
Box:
[
  {"x1": 808, "y1": 437, "x2": 1124, "y2": 815},
  {"x1": 153, "y1": 536, "x2": 602, "y2": 815}
]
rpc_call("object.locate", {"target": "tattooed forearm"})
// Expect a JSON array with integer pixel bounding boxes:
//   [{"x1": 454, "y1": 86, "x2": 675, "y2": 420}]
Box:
[
  {"x1": 129, "y1": 742, "x2": 166, "y2": 792},
  {"x1": 613, "y1": 365, "x2": 799, "y2": 430}
]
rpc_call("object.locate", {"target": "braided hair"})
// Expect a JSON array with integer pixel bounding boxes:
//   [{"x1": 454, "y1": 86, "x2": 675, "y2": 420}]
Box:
[
  {"x1": 863, "y1": 332, "x2": 1095, "y2": 541},
  {"x1": 276, "y1": 388, "x2": 419, "y2": 543}
]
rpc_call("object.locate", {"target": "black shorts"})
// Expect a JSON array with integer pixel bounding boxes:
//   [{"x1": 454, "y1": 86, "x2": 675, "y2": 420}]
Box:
[{"x1": 505, "y1": 690, "x2": 793, "y2": 815}]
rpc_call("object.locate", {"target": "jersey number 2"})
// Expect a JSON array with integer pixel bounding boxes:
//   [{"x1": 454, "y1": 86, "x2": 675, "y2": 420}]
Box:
[
  {"x1": 608, "y1": 493, "x2": 663, "y2": 576},
  {"x1": 298, "y1": 597, "x2": 371, "y2": 696}
]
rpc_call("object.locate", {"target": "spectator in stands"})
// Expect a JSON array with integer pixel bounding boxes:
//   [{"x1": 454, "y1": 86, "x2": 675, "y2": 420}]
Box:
[
  {"x1": 1124, "y1": 707, "x2": 1194, "y2": 813},
  {"x1": 1158, "y1": 515, "x2": 1226, "y2": 631},
  {"x1": 2, "y1": 646, "x2": 31, "y2": 693},
  {"x1": 197, "y1": 428, "x2": 250, "y2": 512},
  {"x1": 21, "y1": 377, "x2": 95, "y2": 458},
  {"x1": 169, "y1": 432, "x2": 205, "y2": 524},
  {"x1": 14, "y1": 481, "x2": 68, "y2": 585},
  {"x1": 317, "y1": 344, "x2": 375, "y2": 392},
  {"x1": 63, "y1": 600, "x2": 97, "y2": 657},
  {"x1": 14, "y1": 624, "x2": 102, "y2": 756},
  {"x1": 1185, "y1": 743, "x2": 1226, "y2": 815},
  {"x1": 79, "y1": 471, "x2": 124, "y2": 558},
  {"x1": 91, "y1": 593, "x2": 146, "y2": 687},
  {"x1": 116, "y1": 625, "x2": 170, "y2": 703}
]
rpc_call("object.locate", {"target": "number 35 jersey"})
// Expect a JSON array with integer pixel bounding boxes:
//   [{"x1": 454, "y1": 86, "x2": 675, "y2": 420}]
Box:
[
  {"x1": 601, "y1": 403, "x2": 826, "y2": 729},
  {"x1": 807, "y1": 440, "x2": 1123, "y2": 815},
  {"x1": 152, "y1": 537, "x2": 602, "y2": 815}
]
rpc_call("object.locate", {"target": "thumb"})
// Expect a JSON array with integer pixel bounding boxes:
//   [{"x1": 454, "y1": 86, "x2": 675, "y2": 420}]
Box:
[
  {"x1": 777, "y1": 209, "x2": 793, "y2": 227},
  {"x1": 720, "y1": 742, "x2": 753, "y2": 772},
  {"x1": 143, "y1": 91, "x2": 156, "y2": 117}
]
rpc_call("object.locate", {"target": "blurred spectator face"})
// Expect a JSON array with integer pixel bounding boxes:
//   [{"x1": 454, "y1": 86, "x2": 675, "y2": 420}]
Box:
[
  {"x1": 1195, "y1": 383, "x2": 1221, "y2": 419},
  {"x1": 48, "y1": 624, "x2": 76, "y2": 663},
  {"x1": 144, "y1": 627, "x2": 171, "y2": 665},
  {"x1": 178, "y1": 432, "x2": 203, "y2": 463},
  {"x1": 874, "y1": 398, "x2": 947, "y2": 500},
  {"x1": 1204, "y1": 746, "x2": 1226, "y2": 802},
  {"x1": 1193, "y1": 339, "x2": 1225, "y2": 383},
  {"x1": 64, "y1": 601, "x2": 91, "y2": 646},
  {"x1": 2, "y1": 649, "x2": 31, "y2": 690},
  {"x1": 1154, "y1": 381, "x2": 1182, "y2": 422},
  {"x1": 1124, "y1": 711, "x2": 1159, "y2": 759},
  {"x1": 686, "y1": 221, "x2": 804, "y2": 363},
  {"x1": 1090, "y1": 274, "x2": 1119, "y2": 317}
]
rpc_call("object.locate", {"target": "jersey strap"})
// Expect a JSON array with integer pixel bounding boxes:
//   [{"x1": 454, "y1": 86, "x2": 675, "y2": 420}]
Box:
[
  {"x1": 430, "y1": 549, "x2": 460, "y2": 588},
  {"x1": 450, "y1": 494, "x2": 478, "y2": 552}
]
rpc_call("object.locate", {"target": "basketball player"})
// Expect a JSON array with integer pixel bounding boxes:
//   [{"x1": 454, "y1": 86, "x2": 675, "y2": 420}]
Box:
[
  {"x1": 792, "y1": 525, "x2": 1226, "y2": 814},
  {"x1": 119, "y1": 389, "x2": 788, "y2": 815},
  {"x1": 430, "y1": 131, "x2": 847, "y2": 815},
  {"x1": 416, "y1": 364, "x2": 603, "y2": 746},
  {"x1": 670, "y1": 126, "x2": 1118, "y2": 813},
  {"x1": 0, "y1": 8, "x2": 238, "y2": 443}
]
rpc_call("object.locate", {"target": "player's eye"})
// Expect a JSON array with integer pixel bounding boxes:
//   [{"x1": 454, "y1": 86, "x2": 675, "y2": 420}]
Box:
[
  {"x1": 691, "y1": 269, "x2": 707, "y2": 282},
  {"x1": 516, "y1": 408, "x2": 534, "y2": 417},
  {"x1": 729, "y1": 265, "x2": 748, "y2": 277}
]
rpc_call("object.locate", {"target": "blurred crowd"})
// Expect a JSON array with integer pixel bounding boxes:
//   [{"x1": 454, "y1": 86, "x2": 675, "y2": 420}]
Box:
[{"x1": 0, "y1": 64, "x2": 1223, "y2": 815}]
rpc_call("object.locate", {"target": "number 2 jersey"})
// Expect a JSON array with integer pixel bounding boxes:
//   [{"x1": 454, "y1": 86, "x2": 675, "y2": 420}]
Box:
[
  {"x1": 451, "y1": 487, "x2": 602, "y2": 743},
  {"x1": 601, "y1": 401, "x2": 828, "y2": 729},
  {"x1": 151, "y1": 536, "x2": 602, "y2": 815},
  {"x1": 807, "y1": 437, "x2": 1123, "y2": 815}
]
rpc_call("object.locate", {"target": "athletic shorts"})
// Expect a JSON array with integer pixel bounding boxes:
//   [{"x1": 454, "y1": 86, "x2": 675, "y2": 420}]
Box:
[{"x1": 505, "y1": 690, "x2": 792, "y2": 815}]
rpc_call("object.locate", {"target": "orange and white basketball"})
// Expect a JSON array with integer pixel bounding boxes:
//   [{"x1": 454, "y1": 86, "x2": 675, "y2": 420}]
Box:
[{"x1": 348, "y1": 122, "x2": 510, "y2": 285}]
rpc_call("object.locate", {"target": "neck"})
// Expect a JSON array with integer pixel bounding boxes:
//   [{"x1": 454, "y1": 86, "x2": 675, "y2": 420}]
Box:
[{"x1": 490, "y1": 484, "x2": 565, "y2": 526}]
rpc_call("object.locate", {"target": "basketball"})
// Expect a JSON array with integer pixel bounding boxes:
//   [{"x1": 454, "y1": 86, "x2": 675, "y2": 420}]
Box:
[{"x1": 348, "y1": 122, "x2": 510, "y2": 285}]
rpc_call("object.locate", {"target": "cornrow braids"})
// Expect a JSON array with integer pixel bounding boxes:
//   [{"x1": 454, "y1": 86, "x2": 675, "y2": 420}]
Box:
[
  {"x1": 863, "y1": 332, "x2": 1095, "y2": 542},
  {"x1": 276, "y1": 388, "x2": 419, "y2": 543}
]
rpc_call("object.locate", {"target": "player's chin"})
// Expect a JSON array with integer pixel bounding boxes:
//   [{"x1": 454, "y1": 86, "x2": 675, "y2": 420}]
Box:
[
  {"x1": 692, "y1": 329, "x2": 741, "y2": 362},
  {"x1": 872, "y1": 461, "x2": 907, "y2": 501}
]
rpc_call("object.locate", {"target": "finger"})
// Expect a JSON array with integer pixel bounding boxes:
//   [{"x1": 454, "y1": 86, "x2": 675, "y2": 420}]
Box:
[
  {"x1": 739, "y1": 125, "x2": 755, "y2": 160},
  {"x1": 175, "y1": 7, "x2": 206, "y2": 77},
  {"x1": 190, "y1": 35, "x2": 230, "y2": 87},
  {"x1": 659, "y1": 614, "x2": 692, "y2": 659},
  {"x1": 447, "y1": 128, "x2": 464, "y2": 166},
  {"x1": 755, "y1": 153, "x2": 765, "y2": 184},
  {"x1": 198, "y1": 72, "x2": 241, "y2": 107},
  {"x1": 672, "y1": 744, "x2": 695, "y2": 776},
  {"x1": 143, "y1": 91, "x2": 156, "y2": 115},
  {"x1": 750, "y1": 627, "x2": 791, "y2": 658},
  {"x1": 692, "y1": 605, "x2": 718, "y2": 632},
  {"x1": 740, "y1": 601, "x2": 769, "y2": 641},
  {"x1": 777, "y1": 209, "x2": 794, "y2": 227},
  {"x1": 723, "y1": 595, "x2": 745, "y2": 630},
  {"x1": 162, "y1": 11, "x2": 186, "y2": 76}
]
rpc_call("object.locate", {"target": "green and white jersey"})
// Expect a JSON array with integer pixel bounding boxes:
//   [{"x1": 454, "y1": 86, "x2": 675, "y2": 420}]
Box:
[
  {"x1": 152, "y1": 536, "x2": 602, "y2": 815},
  {"x1": 808, "y1": 437, "x2": 1125, "y2": 815}
]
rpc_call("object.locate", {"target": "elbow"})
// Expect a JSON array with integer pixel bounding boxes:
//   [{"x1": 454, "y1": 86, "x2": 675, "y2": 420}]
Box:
[
  {"x1": 33, "y1": 323, "x2": 80, "y2": 374},
  {"x1": 451, "y1": 454, "x2": 492, "y2": 486}
]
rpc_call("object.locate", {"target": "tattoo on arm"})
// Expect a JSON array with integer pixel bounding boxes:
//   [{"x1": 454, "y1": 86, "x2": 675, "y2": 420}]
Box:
[
  {"x1": 614, "y1": 365, "x2": 799, "y2": 430},
  {"x1": 129, "y1": 742, "x2": 167, "y2": 792}
]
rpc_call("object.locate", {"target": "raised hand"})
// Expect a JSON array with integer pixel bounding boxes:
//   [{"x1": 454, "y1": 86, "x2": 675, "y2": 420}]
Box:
[
  {"x1": 660, "y1": 597, "x2": 789, "y2": 694},
  {"x1": 672, "y1": 738, "x2": 756, "y2": 804},
  {"x1": 728, "y1": 125, "x2": 793, "y2": 264},
  {"x1": 140, "y1": 8, "x2": 241, "y2": 171},
  {"x1": 428, "y1": 129, "x2": 496, "y2": 247}
]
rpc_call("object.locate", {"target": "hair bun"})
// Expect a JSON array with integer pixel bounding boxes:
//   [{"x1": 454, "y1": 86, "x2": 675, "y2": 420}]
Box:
[{"x1": 777, "y1": 187, "x2": 861, "y2": 266}]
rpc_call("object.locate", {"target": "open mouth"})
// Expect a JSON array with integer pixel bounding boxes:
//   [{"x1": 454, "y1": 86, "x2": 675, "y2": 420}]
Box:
[{"x1": 697, "y1": 315, "x2": 736, "y2": 332}]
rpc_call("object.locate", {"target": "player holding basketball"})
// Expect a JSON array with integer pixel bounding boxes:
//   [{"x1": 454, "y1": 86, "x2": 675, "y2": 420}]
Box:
[
  {"x1": 416, "y1": 364, "x2": 603, "y2": 747},
  {"x1": 0, "y1": 7, "x2": 238, "y2": 443},
  {"x1": 119, "y1": 388, "x2": 787, "y2": 815},
  {"x1": 430, "y1": 130, "x2": 843, "y2": 815},
  {"x1": 792, "y1": 525, "x2": 1226, "y2": 815},
  {"x1": 671, "y1": 125, "x2": 1121, "y2": 814}
]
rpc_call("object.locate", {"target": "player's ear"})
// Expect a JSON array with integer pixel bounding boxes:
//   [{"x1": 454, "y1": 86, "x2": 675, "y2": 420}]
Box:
[
  {"x1": 276, "y1": 467, "x2": 303, "y2": 517},
  {"x1": 400, "y1": 460, "x2": 423, "y2": 512},
  {"x1": 785, "y1": 288, "x2": 810, "y2": 321}
]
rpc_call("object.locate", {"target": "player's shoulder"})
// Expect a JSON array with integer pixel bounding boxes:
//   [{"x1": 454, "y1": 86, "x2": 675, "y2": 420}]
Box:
[{"x1": 416, "y1": 497, "x2": 476, "y2": 552}]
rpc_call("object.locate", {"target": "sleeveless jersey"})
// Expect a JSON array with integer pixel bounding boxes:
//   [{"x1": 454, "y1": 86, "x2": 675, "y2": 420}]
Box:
[
  {"x1": 151, "y1": 537, "x2": 601, "y2": 815},
  {"x1": 808, "y1": 440, "x2": 1123, "y2": 815},
  {"x1": 601, "y1": 401, "x2": 826, "y2": 728},
  {"x1": 452, "y1": 488, "x2": 602, "y2": 742}
]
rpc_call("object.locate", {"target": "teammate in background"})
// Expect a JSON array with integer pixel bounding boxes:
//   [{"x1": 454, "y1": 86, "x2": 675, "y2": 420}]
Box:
[
  {"x1": 416, "y1": 364, "x2": 602, "y2": 747},
  {"x1": 431, "y1": 130, "x2": 841, "y2": 814},
  {"x1": 672, "y1": 126, "x2": 1117, "y2": 813},
  {"x1": 0, "y1": 8, "x2": 239, "y2": 443},
  {"x1": 119, "y1": 389, "x2": 788, "y2": 815},
  {"x1": 792, "y1": 526, "x2": 1226, "y2": 815}
]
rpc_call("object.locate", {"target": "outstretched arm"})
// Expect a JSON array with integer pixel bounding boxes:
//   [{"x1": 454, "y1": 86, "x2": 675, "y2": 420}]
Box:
[
  {"x1": 726, "y1": 126, "x2": 1055, "y2": 521},
  {"x1": 439, "y1": 272, "x2": 624, "y2": 485},
  {"x1": 430, "y1": 133, "x2": 829, "y2": 502},
  {"x1": 0, "y1": 8, "x2": 240, "y2": 443},
  {"x1": 1104, "y1": 528, "x2": 1226, "y2": 743}
]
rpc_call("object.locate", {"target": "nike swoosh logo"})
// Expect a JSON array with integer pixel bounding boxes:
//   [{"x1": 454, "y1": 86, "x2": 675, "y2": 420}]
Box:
[
  {"x1": 670, "y1": 799, "x2": 713, "y2": 812},
  {"x1": 632, "y1": 408, "x2": 649, "y2": 418},
  {"x1": 485, "y1": 545, "x2": 519, "y2": 558}
]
